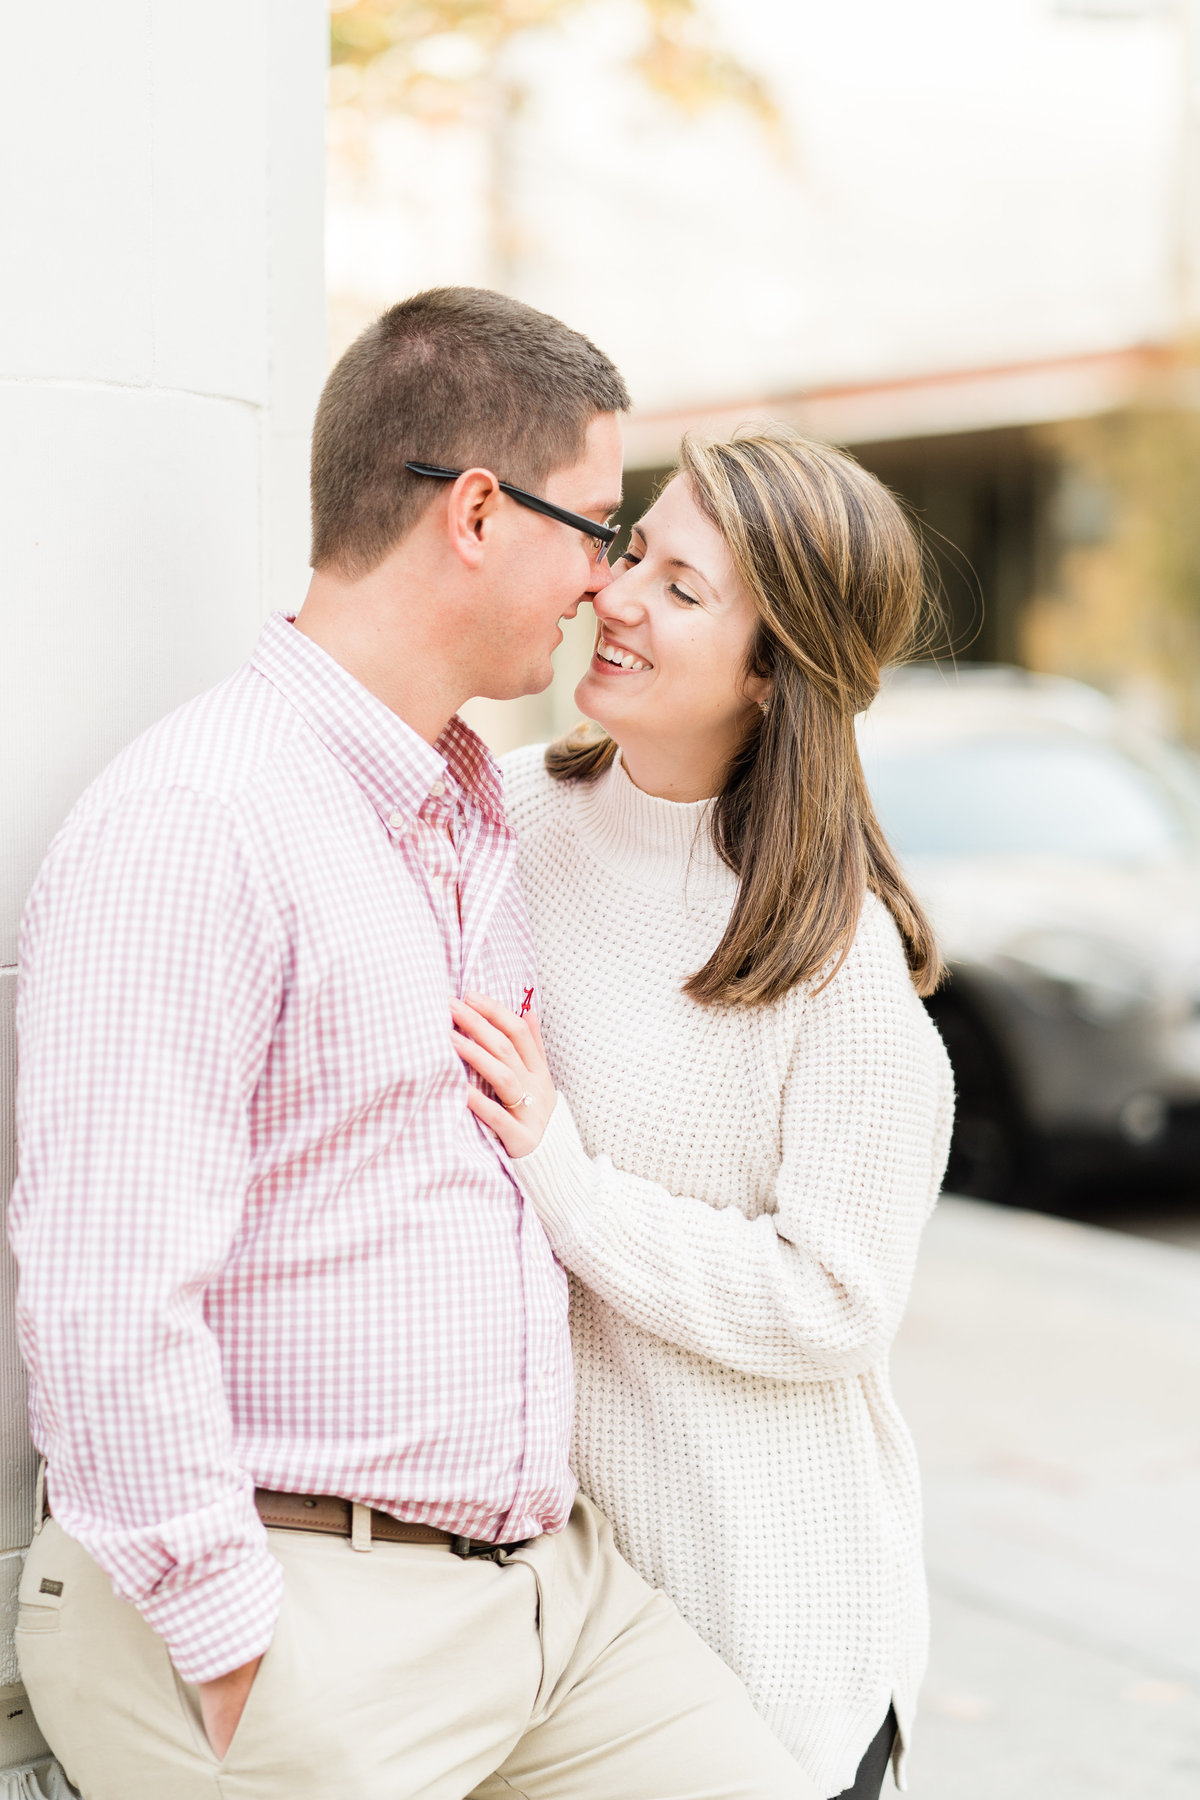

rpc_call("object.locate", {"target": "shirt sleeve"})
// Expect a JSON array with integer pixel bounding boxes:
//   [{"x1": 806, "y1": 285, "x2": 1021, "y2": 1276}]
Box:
[
  {"x1": 10, "y1": 785, "x2": 285, "y2": 1681},
  {"x1": 510, "y1": 907, "x2": 955, "y2": 1383}
]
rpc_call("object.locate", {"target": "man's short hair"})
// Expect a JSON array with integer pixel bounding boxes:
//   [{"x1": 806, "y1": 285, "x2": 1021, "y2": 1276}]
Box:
[{"x1": 310, "y1": 287, "x2": 631, "y2": 577}]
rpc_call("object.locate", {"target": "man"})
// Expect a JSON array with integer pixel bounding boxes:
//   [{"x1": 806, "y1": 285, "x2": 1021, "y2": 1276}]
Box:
[{"x1": 11, "y1": 288, "x2": 814, "y2": 1799}]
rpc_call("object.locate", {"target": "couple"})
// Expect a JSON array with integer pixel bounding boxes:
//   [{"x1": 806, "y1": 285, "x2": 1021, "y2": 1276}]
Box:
[{"x1": 10, "y1": 287, "x2": 952, "y2": 1800}]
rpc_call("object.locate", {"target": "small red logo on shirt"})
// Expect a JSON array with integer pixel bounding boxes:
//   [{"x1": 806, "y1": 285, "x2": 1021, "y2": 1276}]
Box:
[{"x1": 519, "y1": 987, "x2": 534, "y2": 1018}]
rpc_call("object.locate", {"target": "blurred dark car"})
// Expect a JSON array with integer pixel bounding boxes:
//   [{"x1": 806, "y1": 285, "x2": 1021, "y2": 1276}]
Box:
[{"x1": 858, "y1": 666, "x2": 1200, "y2": 1202}]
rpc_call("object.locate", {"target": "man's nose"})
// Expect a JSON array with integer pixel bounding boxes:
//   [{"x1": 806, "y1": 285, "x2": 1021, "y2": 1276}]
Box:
[{"x1": 586, "y1": 553, "x2": 616, "y2": 596}]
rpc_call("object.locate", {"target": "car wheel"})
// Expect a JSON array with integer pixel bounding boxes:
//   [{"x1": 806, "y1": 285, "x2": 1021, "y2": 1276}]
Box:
[{"x1": 924, "y1": 992, "x2": 1030, "y2": 1205}]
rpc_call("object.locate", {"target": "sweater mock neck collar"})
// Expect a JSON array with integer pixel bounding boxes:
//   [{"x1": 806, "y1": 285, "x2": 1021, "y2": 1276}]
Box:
[{"x1": 569, "y1": 752, "x2": 737, "y2": 900}]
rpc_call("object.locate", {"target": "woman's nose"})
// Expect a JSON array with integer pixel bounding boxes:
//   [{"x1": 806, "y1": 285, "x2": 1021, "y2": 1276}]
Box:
[{"x1": 593, "y1": 562, "x2": 642, "y2": 621}]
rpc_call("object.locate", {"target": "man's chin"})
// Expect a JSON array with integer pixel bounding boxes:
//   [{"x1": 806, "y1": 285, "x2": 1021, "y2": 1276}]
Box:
[{"x1": 476, "y1": 664, "x2": 555, "y2": 703}]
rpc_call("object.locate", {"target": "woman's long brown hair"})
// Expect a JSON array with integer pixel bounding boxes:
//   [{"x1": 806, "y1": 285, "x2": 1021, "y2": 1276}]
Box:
[{"x1": 546, "y1": 425, "x2": 944, "y2": 1006}]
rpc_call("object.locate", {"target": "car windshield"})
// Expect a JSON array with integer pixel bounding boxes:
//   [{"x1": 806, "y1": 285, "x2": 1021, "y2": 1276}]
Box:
[{"x1": 863, "y1": 732, "x2": 1190, "y2": 860}]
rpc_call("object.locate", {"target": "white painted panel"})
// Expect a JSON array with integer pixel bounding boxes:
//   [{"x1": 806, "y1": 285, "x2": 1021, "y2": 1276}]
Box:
[
  {"x1": 266, "y1": 0, "x2": 330, "y2": 439},
  {"x1": 261, "y1": 0, "x2": 328, "y2": 618},
  {"x1": 0, "y1": 387, "x2": 263, "y2": 963},
  {"x1": 266, "y1": 429, "x2": 316, "y2": 620},
  {"x1": 0, "y1": 974, "x2": 35, "y2": 1559},
  {"x1": 151, "y1": 3, "x2": 269, "y2": 403},
  {"x1": 0, "y1": 8, "x2": 153, "y2": 386}
]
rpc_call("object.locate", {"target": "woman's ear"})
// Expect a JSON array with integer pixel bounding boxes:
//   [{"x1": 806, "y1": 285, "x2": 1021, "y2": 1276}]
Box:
[{"x1": 744, "y1": 669, "x2": 773, "y2": 713}]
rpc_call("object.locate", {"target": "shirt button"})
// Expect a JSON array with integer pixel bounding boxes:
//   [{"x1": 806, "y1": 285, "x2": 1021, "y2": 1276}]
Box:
[
  {"x1": 429, "y1": 780, "x2": 445, "y2": 799},
  {"x1": 387, "y1": 811, "x2": 405, "y2": 830}
]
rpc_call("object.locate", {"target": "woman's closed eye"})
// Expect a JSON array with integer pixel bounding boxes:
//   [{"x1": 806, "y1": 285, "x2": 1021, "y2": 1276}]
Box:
[{"x1": 615, "y1": 549, "x2": 699, "y2": 607}]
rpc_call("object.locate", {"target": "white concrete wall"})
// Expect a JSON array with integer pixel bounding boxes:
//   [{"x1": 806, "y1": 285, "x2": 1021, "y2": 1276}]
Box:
[{"x1": 0, "y1": 0, "x2": 327, "y2": 1772}]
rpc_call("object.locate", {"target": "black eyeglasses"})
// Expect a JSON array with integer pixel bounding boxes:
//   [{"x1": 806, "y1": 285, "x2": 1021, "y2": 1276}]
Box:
[{"x1": 405, "y1": 461, "x2": 618, "y2": 566}]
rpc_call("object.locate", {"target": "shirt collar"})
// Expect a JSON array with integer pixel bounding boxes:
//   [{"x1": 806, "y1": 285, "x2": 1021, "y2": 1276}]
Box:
[
  {"x1": 435, "y1": 713, "x2": 506, "y2": 825},
  {"x1": 250, "y1": 612, "x2": 506, "y2": 830}
]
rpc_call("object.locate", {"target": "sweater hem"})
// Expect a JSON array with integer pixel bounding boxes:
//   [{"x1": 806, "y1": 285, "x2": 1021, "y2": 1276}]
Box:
[{"x1": 759, "y1": 1689, "x2": 905, "y2": 1798}]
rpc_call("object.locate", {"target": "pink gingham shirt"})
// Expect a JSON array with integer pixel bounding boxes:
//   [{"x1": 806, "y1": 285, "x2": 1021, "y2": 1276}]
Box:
[{"x1": 10, "y1": 613, "x2": 574, "y2": 1682}]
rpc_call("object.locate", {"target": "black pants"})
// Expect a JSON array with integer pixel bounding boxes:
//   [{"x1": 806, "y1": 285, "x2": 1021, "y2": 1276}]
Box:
[{"x1": 828, "y1": 1707, "x2": 897, "y2": 1800}]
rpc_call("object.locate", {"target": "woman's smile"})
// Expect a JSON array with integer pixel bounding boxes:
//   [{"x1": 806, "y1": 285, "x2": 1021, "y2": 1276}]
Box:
[{"x1": 592, "y1": 628, "x2": 653, "y2": 674}]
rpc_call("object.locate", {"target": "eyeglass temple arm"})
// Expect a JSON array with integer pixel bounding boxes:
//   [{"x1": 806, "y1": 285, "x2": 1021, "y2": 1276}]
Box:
[{"x1": 405, "y1": 461, "x2": 617, "y2": 546}]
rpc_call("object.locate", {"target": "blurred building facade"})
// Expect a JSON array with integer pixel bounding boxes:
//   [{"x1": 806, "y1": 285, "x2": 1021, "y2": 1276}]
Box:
[
  {"x1": 0, "y1": 0, "x2": 327, "y2": 1780},
  {"x1": 329, "y1": 0, "x2": 1200, "y2": 749}
]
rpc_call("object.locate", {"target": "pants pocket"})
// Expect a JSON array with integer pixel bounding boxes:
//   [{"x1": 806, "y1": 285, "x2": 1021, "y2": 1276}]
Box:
[
  {"x1": 15, "y1": 1603, "x2": 60, "y2": 1637},
  {"x1": 173, "y1": 1590, "x2": 287, "y2": 1771},
  {"x1": 18, "y1": 1522, "x2": 220, "y2": 1800},
  {"x1": 16, "y1": 1533, "x2": 66, "y2": 1635},
  {"x1": 170, "y1": 1665, "x2": 220, "y2": 1765}
]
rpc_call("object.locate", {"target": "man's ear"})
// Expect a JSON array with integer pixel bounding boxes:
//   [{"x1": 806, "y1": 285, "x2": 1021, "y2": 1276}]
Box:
[{"x1": 446, "y1": 468, "x2": 503, "y2": 570}]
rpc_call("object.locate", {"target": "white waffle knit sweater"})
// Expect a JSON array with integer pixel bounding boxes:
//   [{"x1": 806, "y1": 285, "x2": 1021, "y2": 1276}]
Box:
[{"x1": 501, "y1": 745, "x2": 954, "y2": 1797}]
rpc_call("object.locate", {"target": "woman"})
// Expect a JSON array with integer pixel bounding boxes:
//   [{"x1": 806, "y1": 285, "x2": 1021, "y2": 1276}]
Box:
[{"x1": 451, "y1": 426, "x2": 954, "y2": 1800}]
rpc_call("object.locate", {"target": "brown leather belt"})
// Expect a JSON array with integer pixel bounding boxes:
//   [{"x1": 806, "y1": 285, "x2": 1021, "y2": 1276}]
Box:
[
  {"x1": 41, "y1": 1472, "x2": 521, "y2": 1564},
  {"x1": 254, "y1": 1489, "x2": 526, "y2": 1562}
]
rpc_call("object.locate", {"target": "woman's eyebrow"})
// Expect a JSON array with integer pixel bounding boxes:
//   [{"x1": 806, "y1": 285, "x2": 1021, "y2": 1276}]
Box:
[
  {"x1": 631, "y1": 521, "x2": 713, "y2": 589},
  {"x1": 666, "y1": 557, "x2": 712, "y2": 586}
]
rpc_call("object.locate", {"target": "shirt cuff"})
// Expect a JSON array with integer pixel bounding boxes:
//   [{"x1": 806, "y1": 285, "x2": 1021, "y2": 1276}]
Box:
[
  {"x1": 511, "y1": 1094, "x2": 599, "y2": 1248},
  {"x1": 137, "y1": 1544, "x2": 284, "y2": 1683}
]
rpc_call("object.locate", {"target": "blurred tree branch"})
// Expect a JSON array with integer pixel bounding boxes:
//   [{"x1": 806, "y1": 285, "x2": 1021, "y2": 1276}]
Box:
[
  {"x1": 330, "y1": 0, "x2": 778, "y2": 124},
  {"x1": 329, "y1": 0, "x2": 781, "y2": 285},
  {"x1": 628, "y1": 0, "x2": 778, "y2": 121}
]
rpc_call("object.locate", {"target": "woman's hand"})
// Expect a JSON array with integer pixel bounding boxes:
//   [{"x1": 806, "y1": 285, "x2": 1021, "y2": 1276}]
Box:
[{"x1": 451, "y1": 991, "x2": 556, "y2": 1157}]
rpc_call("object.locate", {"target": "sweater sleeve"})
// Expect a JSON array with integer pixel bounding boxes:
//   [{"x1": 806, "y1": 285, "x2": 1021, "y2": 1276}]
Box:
[{"x1": 511, "y1": 905, "x2": 954, "y2": 1382}]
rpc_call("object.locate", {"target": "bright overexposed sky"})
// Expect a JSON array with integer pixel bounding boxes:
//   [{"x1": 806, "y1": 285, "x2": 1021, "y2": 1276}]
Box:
[{"x1": 328, "y1": 0, "x2": 1185, "y2": 411}]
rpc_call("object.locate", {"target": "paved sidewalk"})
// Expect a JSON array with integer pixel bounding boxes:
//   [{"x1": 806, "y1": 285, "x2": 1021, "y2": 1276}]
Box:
[{"x1": 891, "y1": 1197, "x2": 1200, "y2": 1798}]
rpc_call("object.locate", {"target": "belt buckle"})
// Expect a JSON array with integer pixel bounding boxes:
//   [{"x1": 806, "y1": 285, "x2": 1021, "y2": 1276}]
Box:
[{"x1": 450, "y1": 1535, "x2": 515, "y2": 1565}]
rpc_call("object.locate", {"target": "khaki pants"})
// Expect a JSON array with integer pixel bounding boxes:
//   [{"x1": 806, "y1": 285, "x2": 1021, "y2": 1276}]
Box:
[{"x1": 17, "y1": 1497, "x2": 816, "y2": 1800}]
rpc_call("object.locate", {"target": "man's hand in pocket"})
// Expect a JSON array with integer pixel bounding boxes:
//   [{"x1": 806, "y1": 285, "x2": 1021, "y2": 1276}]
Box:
[{"x1": 197, "y1": 1654, "x2": 264, "y2": 1759}]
